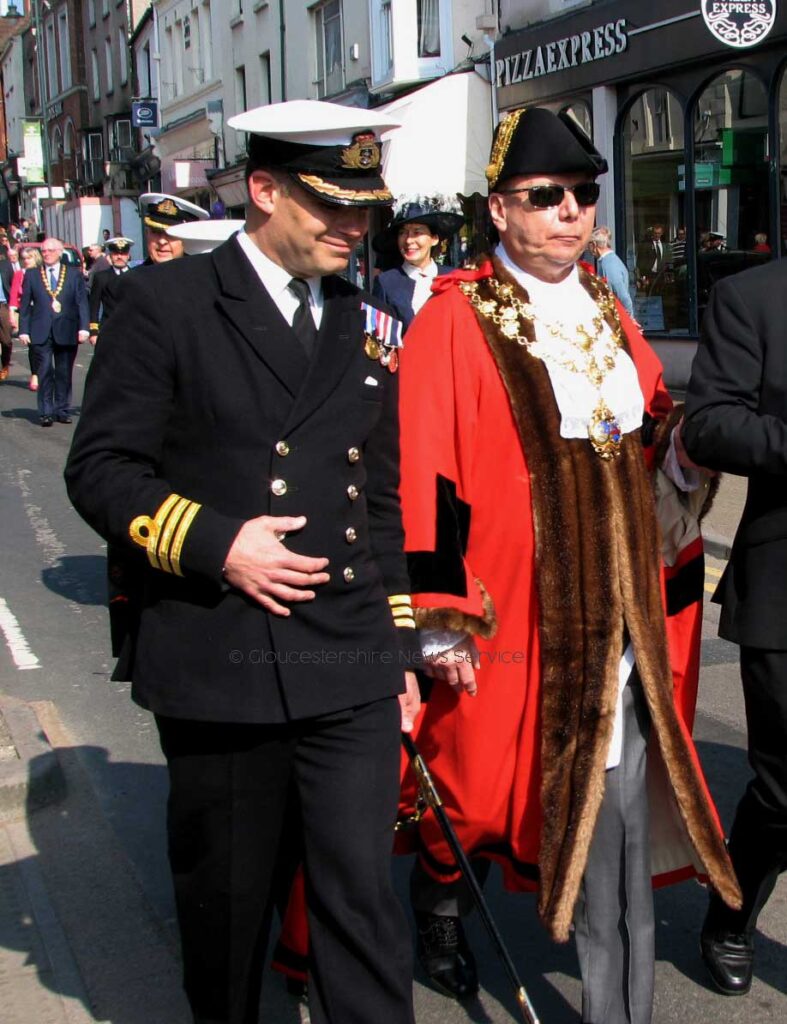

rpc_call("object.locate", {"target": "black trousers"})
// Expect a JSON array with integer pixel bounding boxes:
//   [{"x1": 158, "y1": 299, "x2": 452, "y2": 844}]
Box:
[
  {"x1": 34, "y1": 336, "x2": 77, "y2": 418},
  {"x1": 156, "y1": 697, "x2": 414, "y2": 1024},
  {"x1": 707, "y1": 646, "x2": 787, "y2": 933}
]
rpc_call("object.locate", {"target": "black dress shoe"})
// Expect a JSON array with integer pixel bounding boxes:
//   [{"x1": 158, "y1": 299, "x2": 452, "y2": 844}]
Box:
[
  {"x1": 415, "y1": 912, "x2": 479, "y2": 1000},
  {"x1": 56, "y1": 415, "x2": 73, "y2": 424},
  {"x1": 700, "y1": 927, "x2": 754, "y2": 995},
  {"x1": 40, "y1": 416, "x2": 53, "y2": 427}
]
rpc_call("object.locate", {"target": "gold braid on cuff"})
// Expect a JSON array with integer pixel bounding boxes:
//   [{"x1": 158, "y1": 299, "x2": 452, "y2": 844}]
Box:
[
  {"x1": 129, "y1": 494, "x2": 202, "y2": 576},
  {"x1": 388, "y1": 593, "x2": 416, "y2": 630}
]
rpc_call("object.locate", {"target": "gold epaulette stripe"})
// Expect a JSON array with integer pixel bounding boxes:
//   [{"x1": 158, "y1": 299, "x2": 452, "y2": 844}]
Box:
[
  {"x1": 388, "y1": 594, "x2": 415, "y2": 628},
  {"x1": 170, "y1": 501, "x2": 202, "y2": 577},
  {"x1": 129, "y1": 493, "x2": 202, "y2": 574},
  {"x1": 89, "y1": 322, "x2": 100, "y2": 331},
  {"x1": 157, "y1": 497, "x2": 191, "y2": 574}
]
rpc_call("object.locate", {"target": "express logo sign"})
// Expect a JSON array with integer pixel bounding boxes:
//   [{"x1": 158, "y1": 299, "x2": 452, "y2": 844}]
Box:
[{"x1": 702, "y1": 1, "x2": 776, "y2": 48}]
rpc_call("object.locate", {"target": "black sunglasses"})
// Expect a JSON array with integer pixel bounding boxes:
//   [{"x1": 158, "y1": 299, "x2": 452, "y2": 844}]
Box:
[{"x1": 496, "y1": 181, "x2": 601, "y2": 209}]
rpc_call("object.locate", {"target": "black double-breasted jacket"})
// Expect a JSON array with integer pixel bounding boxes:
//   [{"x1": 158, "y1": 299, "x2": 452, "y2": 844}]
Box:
[
  {"x1": 65, "y1": 236, "x2": 419, "y2": 723},
  {"x1": 684, "y1": 257, "x2": 787, "y2": 650},
  {"x1": 88, "y1": 267, "x2": 127, "y2": 334}
]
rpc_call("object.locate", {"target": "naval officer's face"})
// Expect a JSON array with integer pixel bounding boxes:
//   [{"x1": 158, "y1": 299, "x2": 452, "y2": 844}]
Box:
[
  {"x1": 248, "y1": 170, "x2": 369, "y2": 278},
  {"x1": 147, "y1": 229, "x2": 184, "y2": 264},
  {"x1": 488, "y1": 172, "x2": 598, "y2": 284}
]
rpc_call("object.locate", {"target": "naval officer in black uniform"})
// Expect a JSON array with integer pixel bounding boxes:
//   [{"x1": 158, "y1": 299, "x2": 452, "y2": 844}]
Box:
[
  {"x1": 65, "y1": 101, "x2": 420, "y2": 1024},
  {"x1": 87, "y1": 236, "x2": 134, "y2": 343}
]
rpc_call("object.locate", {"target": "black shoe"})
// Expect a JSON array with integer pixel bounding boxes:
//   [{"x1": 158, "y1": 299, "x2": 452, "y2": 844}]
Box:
[
  {"x1": 285, "y1": 977, "x2": 308, "y2": 1003},
  {"x1": 415, "y1": 912, "x2": 479, "y2": 1000},
  {"x1": 40, "y1": 416, "x2": 53, "y2": 427},
  {"x1": 56, "y1": 415, "x2": 73, "y2": 424},
  {"x1": 700, "y1": 926, "x2": 754, "y2": 995}
]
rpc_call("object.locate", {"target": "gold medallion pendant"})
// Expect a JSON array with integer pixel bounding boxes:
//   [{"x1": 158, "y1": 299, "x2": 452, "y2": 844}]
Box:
[
  {"x1": 364, "y1": 333, "x2": 380, "y2": 359},
  {"x1": 588, "y1": 401, "x2": 622, "y2": 459},
  {"x1": 51, "y1": 299, "x2": 61, "y2": 314}
]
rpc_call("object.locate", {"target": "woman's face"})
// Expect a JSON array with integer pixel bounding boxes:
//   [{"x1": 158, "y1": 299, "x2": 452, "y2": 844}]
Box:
[{"x1": 397, "y1": 222, "x2": 439, "y2": 269}]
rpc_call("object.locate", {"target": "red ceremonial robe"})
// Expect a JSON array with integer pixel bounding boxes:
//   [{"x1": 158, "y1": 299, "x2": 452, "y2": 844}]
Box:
[{"x1": 396, "y1": 259, "x2": 739, "y2": 941}]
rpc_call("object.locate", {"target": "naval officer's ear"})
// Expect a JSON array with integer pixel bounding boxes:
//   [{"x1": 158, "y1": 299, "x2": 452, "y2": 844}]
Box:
[{"x1": 247, "y1": 168, "x2": 290, "y2": 217}]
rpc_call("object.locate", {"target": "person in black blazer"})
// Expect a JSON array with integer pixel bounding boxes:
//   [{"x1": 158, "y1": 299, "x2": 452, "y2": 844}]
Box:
[
  {"x1": 0, "y1": 255, "x2": 13, "y2": 380},
  {"x1": 65, "y1": 102, "x2": 420, "y2": 1024},
  {"x1": 19, "y1": 238, "x2": 89, "y2": 425},
  {"x1": 683, "y1": 257, "x2": 787, "y2": 996},
  {"x1": 372, "y1": 195, "x2": 463, "y2": 331},
  {"x1": 88, "y1": 236, "x2": 134, "y2": 343}
]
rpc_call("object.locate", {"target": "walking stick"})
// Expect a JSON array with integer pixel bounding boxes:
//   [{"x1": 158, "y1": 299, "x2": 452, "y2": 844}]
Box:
[{"x1": 400, "y1": 733, "x2": 541, "y2": 1024}]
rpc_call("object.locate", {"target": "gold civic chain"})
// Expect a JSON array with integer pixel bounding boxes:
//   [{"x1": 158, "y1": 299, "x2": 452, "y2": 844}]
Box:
[{"x1": 461, "y1": 277, "x2": 625, "y2": 459}]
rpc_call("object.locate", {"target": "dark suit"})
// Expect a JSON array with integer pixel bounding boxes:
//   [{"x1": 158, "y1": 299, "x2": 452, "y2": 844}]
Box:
[
  {"x1": 372, "y1": 263, "x2": 452, "y2": 331},
  {"x1": 683, "y1": 257, "x2": 787, "y2": 936},
  {"x1": 88, "y1": 267, "x2": 128, "y2": 335},
  {"x1": 19, "y1": 262, "x2": 89, "y2": 418},
  {"x1": 65, "y1": 237, "x2": 416, "y2": 1024},
  {"x1": 0, "y1": 258, "x2": 13, "y2": 371}
]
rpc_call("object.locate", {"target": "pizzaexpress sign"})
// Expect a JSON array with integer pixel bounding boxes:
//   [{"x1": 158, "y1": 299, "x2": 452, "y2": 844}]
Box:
[
  {"x1": 702, "y1": 1, "x2": 776, "y2": 47},
  {"x1": 495, "y1": 2, "x2": 778, "y2": 91},
  {"x1": 495, "y1": 18, "x2": 628, "y2": 89}
]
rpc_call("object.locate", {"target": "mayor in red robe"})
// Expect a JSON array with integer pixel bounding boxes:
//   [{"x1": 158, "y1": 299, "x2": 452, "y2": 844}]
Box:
[{"x1": 396, "y1": 107, "x2": 740, "y2": 1024}]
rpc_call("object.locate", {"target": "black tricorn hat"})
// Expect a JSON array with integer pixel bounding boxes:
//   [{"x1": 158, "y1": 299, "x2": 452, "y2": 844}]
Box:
[
  {"x1": 486, "y1": 107, "x2": 608, "y2": 190},
  {"x1": 372, "y1": 195, "x2": 464, "y2": 255}
]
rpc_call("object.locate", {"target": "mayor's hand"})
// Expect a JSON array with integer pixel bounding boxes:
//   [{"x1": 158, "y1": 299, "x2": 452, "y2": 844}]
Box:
[
  {"x1": 423, "y1": 636, "x2": 480, "y2": 697},
  {"x1": 18, "y1": 333, "x2": 30, "y2": 346},
  {"x1": 223, "y1": 515, "x2": 330, "y2": 616}
]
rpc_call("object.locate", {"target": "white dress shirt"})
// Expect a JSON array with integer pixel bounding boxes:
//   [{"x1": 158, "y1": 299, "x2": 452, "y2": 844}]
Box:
[
  {"x1": 402, "y1": 259, "x2": 439, "y2": 316},
  {"x1": 236, "y1": 228, "x2": 323, "y2": 329}
]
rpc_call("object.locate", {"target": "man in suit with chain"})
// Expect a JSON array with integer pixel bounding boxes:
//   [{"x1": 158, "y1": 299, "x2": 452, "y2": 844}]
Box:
[
  {"x1": 65, "y1": 101, "x2": 420, "y2": 1024},
  {"x1": 18, "y1": 237, "x2": 89, "y2": 425}
]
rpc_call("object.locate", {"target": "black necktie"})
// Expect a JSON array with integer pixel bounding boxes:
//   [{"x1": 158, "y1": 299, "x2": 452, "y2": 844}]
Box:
[{"x1": 289, "y1": 278, "x2": 317, "y2": 358}]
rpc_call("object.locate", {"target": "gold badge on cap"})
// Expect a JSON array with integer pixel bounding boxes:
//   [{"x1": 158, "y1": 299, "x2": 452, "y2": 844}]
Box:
[
  {"x1": 341, "y1": 132, "x2": 381, "y2": 171},
  {"x1": 158, "y1": 198, "x2": 178, "y2": 217}
]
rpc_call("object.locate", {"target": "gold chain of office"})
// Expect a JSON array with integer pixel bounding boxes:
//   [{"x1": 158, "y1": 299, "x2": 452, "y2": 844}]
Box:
[{"x1": 459, "y1": 277, "x2": 626, "y2": 458}]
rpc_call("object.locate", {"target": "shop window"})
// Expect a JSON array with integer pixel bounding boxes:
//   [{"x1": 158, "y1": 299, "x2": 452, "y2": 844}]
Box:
[
  {"x1": 693, "y1": 69, "x2": 770, "y2": 322},
  {"x1": 560, "y1": 101, "x2": 592, "y2": 140},
  {"x1": 418, "y1": 0, "x2": 441, "y2": 57},
  {"x1": 622, "y1": 88, "x2": 688, "y2": 335}
]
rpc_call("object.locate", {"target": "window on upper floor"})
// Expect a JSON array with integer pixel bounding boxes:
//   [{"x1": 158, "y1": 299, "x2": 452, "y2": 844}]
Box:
[
  {"x1": 118, "y1": 28, "x2": 128, "y2": 85},
  {"x1": 370, "y1": 0, "x2": 452, "y2": 91},
  {"x1": 88, "y1": 0, "x2": 96, "y2": 26},
  {"x1": 105, "y1": 37, "x2": 113, "y2": 93},
  {"x1": 417, "y1": 0, "x2": 440, "y2": 57},
  {"x1": 102, "y1": 0, "x2": 109, "y2": 17},
  {"x1": 184, "y1": 16, "x2": 191, "y2": 49},
  {"x1": 58, "y1": 9, "x2": 71, "y2": 91},
  {"x1": 314, "y1": 0, "x2": 343, "y2": 99},
  {"x1": 260, "y1": 51, "x2": 271, "y2": 106},
  {"x1": 45, "y1": 17, "x2": 57, "y2": 100},
  {"x1": 91, "y1": 49, "x2": 100, "y2": 101}
]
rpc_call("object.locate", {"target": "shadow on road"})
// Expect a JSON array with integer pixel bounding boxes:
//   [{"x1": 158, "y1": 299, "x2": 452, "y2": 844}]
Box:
[{"x1": 42, "y1": 554, "x2": 107, "y2": 606}]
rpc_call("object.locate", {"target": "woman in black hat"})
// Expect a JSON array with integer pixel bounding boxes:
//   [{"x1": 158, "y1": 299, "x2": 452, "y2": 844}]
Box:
[{"x1": 372, "y1": 195, "x2": 464, "y2": 331}]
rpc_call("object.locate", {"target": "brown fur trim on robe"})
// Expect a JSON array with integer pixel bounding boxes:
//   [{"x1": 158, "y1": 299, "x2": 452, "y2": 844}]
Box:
[
  {"x1": 462, "y1": 258, "x2": 740, "y2": 941},
  {"x1": 414, "y1": 579, "x2": 498, "y2": 639}
]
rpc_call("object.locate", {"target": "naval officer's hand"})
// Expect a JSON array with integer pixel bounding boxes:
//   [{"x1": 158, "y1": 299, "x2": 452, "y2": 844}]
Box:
[
  {"x1": 223, "y1": 514, "x2": 330, "y2": 616},
  {"x1": 399, "y1": 671, "x2": 422, "y2": 733},
  {"x1": 423, "y1": 637, "x2": 480, "y2": 697}
]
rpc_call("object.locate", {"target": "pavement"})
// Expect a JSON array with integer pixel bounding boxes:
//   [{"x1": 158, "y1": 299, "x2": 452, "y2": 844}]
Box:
[{"x1": 0, "y1": 459, "x2": 773, "y2": 1023}]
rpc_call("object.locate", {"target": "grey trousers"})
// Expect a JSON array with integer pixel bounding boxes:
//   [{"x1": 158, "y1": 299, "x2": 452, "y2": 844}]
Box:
[{"x1": 573, "y1": 673, "x2": 654, "y2": 1024}]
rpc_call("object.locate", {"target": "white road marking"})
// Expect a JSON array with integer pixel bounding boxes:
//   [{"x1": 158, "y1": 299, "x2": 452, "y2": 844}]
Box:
[{"x1": 0, "y1": 596, "x2": 40, "y2": 670}]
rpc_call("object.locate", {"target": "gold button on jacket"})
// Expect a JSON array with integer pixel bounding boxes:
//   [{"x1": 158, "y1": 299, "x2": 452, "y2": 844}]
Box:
[
  {"x1": 343, "y1": 567, "x2": 355, "y2": 583},
  {"x1": 271, "y1": 478, "x2": 288, "y2": 496}
]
